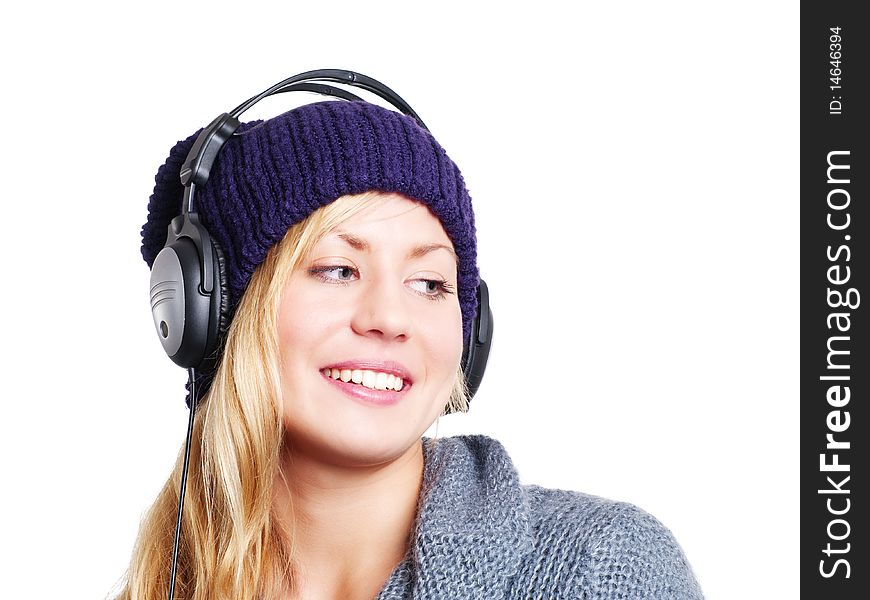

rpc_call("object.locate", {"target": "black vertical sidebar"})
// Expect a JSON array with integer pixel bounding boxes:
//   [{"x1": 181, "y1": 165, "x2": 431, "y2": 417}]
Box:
[{"x1": 801, "y1": 3, "x2": 867, "y2": 597}]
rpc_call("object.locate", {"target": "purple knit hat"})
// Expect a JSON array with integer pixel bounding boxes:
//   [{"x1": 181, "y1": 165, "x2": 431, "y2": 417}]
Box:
[{"x1": 141, "y1": 100, "x2": 479, "y2": 392}]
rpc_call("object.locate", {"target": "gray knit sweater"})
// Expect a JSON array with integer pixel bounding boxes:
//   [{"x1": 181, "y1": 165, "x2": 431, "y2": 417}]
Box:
[{"x1": 375, "y1": 435, "x2": 703, "y2": 599}]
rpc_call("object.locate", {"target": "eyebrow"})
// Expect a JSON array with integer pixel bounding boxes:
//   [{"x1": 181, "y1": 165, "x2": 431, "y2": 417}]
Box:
[{"x1": 335, "y1": 232, "x2": 458, "y2": 264}]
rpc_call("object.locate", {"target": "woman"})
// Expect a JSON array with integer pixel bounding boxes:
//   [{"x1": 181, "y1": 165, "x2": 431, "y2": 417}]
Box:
[{"x1": 123, "y1": 75, "x2": 704, "y2": 599}]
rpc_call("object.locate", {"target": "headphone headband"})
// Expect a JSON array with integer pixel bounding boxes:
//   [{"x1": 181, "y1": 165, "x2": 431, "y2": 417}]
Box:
[
  {"x1": 180, "y1": 70, "x2": 428, "y2": 208},
  {"x1": 229, "y1": 69, "x2": 427, "y2": 126}
]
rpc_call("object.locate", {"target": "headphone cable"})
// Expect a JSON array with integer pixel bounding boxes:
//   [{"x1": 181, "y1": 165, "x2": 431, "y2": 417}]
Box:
[{"x1": 168, "y1": 367, "x2": 199, "y2": 600}]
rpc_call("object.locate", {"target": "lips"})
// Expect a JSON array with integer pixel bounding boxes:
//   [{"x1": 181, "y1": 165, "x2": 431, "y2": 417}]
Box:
[
  {"x1": 321, "y1": 360, "x2": 413, "y2": 384},
  {"x1": 320, "y1": 367, "x2": 412, "y2": 407}
]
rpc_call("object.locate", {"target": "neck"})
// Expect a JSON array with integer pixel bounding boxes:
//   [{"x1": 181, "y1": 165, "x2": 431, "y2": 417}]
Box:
[{"x1": 274, "y1": 439, "x2": 425, "y2": 599}]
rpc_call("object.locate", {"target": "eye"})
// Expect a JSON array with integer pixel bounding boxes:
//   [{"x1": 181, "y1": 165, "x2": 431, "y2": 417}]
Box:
[
  {"x1": 410, "y1": 280, "x2": 440, "y2": 294},
  {"x1": 309, "y1": 265, "x2": 358, "y2": 284},
  {"x1": 409, "y1": 278, "x2": 455, "y2": 302}
]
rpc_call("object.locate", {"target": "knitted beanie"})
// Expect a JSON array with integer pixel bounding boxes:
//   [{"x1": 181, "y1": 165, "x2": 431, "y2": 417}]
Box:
[{"x1": 141, "y1": 100, "x2": 479, "y2": 400}]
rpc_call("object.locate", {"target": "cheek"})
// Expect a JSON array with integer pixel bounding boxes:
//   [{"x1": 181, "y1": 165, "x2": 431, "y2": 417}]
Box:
[
  {"x1": 276, "y1": 283, "x2": 340, "y2": 365},
  {"x1": 422, "y1": 303, "x2": 464, "y2": 373}
]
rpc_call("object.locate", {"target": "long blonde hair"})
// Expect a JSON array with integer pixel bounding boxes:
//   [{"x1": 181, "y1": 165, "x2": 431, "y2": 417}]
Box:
[{"x1": 117, "y1": 192, "x2": 470, "y2": 599}]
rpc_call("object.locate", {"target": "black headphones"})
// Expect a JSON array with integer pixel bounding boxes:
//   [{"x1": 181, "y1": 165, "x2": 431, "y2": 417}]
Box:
[{"x1": 149, "y1": 69, "x2": 493, "y2": 406}]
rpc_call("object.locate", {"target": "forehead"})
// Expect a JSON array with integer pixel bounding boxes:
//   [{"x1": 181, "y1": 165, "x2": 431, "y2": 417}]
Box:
[{"x1": 319, "y1": 194, "x2": 456, "y2": 260}]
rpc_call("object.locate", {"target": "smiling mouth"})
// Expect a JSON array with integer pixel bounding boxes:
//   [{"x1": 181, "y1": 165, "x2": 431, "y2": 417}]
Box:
[{"x1": 320, "y1": 367, "x2": 406, "y2": 392}]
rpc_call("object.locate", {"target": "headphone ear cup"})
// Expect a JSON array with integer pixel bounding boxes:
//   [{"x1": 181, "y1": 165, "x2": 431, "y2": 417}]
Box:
[
  {"x1": 150, "y1": 235, "x2": 210, "y2": 369},
  {"x1": 454, "y1": 278, "x2": 493, "y2": 412},
  {"x1": 149, "y1": 215, "x2": 228, "y2": 371}
]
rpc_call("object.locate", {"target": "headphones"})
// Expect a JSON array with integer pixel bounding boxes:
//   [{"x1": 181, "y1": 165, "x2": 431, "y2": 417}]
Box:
[{"x1": 149, "y1": 69, "x2": 493, "y2": 407}]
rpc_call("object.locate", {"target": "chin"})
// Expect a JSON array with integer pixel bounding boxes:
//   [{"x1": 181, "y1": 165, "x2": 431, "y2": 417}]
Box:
[
  {"x1": 280, "y1": 377, "x2": 443, "y2": 465},
  {"x1": 282, "y1": 414, "x2": 427, "y2": 468}
]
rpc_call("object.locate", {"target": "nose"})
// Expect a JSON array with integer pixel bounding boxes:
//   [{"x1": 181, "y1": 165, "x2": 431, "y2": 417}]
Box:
[{"x1": 350, "y1": 274, "x2": 412, "y2": 342}]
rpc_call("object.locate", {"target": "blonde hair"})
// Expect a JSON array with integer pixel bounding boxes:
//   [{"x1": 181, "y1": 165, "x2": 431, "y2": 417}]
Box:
[{"x1": 116, "y1": 191, "x2": 470, "y2": 599}]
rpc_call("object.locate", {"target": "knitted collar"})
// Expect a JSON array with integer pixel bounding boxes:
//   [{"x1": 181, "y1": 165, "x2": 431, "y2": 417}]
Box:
[{"x1": 376, "y1": 435, "x2": 535, "y2": 598}]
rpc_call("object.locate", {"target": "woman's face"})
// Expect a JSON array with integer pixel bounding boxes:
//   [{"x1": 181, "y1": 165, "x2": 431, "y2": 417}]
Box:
[{"x1": 276, "y1": 193, "x2": 463, "y2": 467}]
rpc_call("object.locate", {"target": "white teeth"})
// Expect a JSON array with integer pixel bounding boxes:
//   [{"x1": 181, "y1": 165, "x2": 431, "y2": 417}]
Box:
[
  {"x1": 362, "y1": 370, "x2": 376, "y2": 388},
  {"x1": 375, "y1": 372, "x2": 388, "y2": 390},
  {"x1": 325, "y1": 367, "x2": 405, "y2": 391}
]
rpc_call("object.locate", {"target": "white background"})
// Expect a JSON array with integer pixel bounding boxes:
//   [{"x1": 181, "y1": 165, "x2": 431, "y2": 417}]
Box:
[{"x1": 0, "y1": 1, "x2": 798, "y2": 598}]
